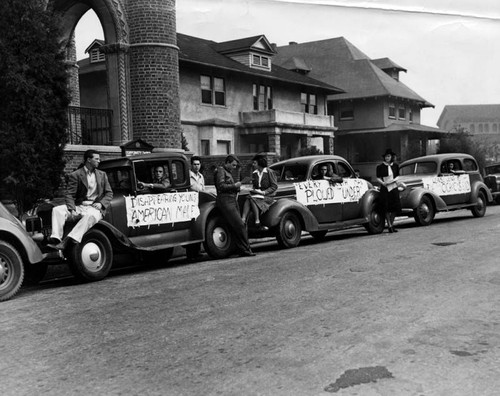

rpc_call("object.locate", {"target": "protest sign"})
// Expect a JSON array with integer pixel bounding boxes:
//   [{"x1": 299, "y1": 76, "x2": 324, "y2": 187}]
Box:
[{"x1": 294, "y1": 179, "x2": 369, "y2": 206}]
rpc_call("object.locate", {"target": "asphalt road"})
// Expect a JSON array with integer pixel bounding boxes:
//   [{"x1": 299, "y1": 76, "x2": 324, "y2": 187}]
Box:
[{"x1": 2, "y1": 205, "x2": 500, "y2": 396}]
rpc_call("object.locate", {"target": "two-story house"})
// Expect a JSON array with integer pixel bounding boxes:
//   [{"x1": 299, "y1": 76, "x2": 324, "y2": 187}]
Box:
[
  {"x1": 438, "y1": 104, "x2": 500, "y2": 163},
  {"x1": 274, "y1": 37, "x2": 447, "y2": 179},
  {"x1": 78, "y1": 34, "x2": 342, "y2": 159}
]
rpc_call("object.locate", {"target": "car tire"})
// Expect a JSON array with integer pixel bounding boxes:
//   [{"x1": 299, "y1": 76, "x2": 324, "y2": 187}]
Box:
[
  {"x1": 276, "y1": 212, "x2": 302, "y2": 249},
  {"x1": 0, "y1": 241, "x2": 25, "y2": 302},
  {"x1": 413, "y1": 196, "x2": 435, "y2": 226},
  {"x1": 364, "y1": 200, "x2": 385, "y2": 234},
  {"x1": 310, "y1": 230, "x2": 328, "y2": 241},
  {"x1": 471, "y1": 190, "x2": 487, "y2": 218},
  {"x1": 69, "y1": 229, "x2": 113, "y2": 282},
  {"x1": 204, "y1": 216, "x2": 235, "y2": 259},
  {"x1": 24, "y1": 263, "x2": 48, "y2": 285}
]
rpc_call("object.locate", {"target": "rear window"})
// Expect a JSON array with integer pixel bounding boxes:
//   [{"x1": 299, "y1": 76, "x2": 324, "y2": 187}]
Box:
[
  {"x1": 271, "y1": 164, "x2": 309, "y2": 182},
  {"x1": 463, "y1": 159, "x2": 478, "y2": 172},
  {"x1": 400, "y1": 161, "x2": 437, "y2": 175}
]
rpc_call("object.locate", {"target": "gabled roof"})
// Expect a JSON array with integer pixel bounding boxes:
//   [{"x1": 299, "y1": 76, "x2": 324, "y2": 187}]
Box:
[
  {"x1": 371, "y1": 57, "x2": 407, "y2": 72},
  {"x1": 213, "y1": 35, "x2": 276, "y2": 55},
  {"x1": 437, "y1": 104, "x2": 500, "y2": 126},
  {"x1": 85, "y1": 39, "x2": 105, "y2": 54},
  {"x1": 275, "y1": 37, "x2": 432, "y2": 106},
  {"x1": 177, "y1": 33, "x2": 343, "y2": 93}
]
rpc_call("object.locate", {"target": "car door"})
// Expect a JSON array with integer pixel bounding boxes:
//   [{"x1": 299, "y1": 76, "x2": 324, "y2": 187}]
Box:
[
  {"x1": 126, "y1": 159, "x2": 195, "y2": 242},
  {"x1": 305, "y1": 161, "x2": 342, "y2": 223},
  {"x1": 336, "y1": 160, "x2": 366, "y2": 220},
  {"x1": 437, "y1": 158, "x2": 468, "y2": 205}
]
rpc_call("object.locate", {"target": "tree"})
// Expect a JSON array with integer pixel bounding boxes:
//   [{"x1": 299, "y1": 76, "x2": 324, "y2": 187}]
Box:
[
  {"x1": 0, "y1": 0, "x2": 70, "y2": 217},
  {"x1": 438, "y1": 126, "x2": 487, "y2": 172}
]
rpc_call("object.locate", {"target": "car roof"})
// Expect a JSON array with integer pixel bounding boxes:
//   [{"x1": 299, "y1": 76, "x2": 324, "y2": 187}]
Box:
[
  {"x1": 400, "y1": 153, "x2": 475, "y2": 166},
  {"x1": 100, "y1": 152, "x2": 188, "y2": 169},
  {"x1": 270, "y1": 155, "x2": 348, "y2": 168}
]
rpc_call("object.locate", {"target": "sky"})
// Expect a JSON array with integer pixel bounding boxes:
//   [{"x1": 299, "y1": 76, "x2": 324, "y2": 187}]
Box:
[{"x1": 74, "y1": 0, "x2": 500, "y2": 128}]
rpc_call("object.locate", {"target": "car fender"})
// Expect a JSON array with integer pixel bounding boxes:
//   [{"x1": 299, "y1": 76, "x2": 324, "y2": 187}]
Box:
[
  {"x1": 261, "y1": 198, "x2": 319, "y2": 231},
  {"x1": 471, "y1": 182, "x2": 493, "y2": 203},
  {"x1": 403, "y1": 187, "x2": 448, "y2": 211},
  {"x1": 0, "y1": 218, "x2": 43, "y2": 264},
  {"x1": 360, "y1": 189, "x2": 380, "y2": 221}
]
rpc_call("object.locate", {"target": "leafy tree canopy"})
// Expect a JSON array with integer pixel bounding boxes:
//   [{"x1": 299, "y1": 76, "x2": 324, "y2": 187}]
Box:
[
  {"x1": 438, "y1": 126, "x2": 487, "y2": 172},
  {"x1": 0, "y1": 0, "x2": 70, "y2": 216}
]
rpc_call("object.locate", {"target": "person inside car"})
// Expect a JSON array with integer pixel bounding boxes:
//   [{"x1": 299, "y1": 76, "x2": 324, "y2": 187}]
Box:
[
  {"x1": 138, "y1": 165, "x2": 170, "y2": 192},
  {"x1": 312, "y1": 163, "x2": 343, "y2": 184}
]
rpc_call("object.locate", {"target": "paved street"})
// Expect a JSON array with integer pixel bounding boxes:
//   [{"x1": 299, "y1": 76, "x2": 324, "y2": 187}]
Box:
[{"x1": 2, "y1": 205, "x2": 500, "y2": 395}]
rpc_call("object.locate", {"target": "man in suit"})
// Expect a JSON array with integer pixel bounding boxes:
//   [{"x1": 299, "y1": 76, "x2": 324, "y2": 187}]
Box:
[{"x1": 48, "y1": 149, "x2": 113, "y2": 250}]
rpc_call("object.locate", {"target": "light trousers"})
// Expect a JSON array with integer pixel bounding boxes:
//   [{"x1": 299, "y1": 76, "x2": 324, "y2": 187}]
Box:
[{"x1": 50, "y1": 204, "x2": 102, "y2": 243}]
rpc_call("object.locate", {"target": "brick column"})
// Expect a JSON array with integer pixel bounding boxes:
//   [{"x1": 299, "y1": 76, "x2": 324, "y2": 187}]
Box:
[
  {"x1": 268, "y1": 133, "x2": 281, "y2": 157},
  {"x1": 323, "y1": 136, "x2": 334, "y2": 154},
  {"x1": 127, "y1": 0, "x2": 181, "y2": 148}
]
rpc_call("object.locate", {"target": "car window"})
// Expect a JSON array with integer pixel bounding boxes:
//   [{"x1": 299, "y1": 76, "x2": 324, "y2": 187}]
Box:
[
  {"x1": 485, "y1": 164, "x2": 500, "y2": 174},
  {"x1": 274, "y1": 164, "x2": 308, "y2": 182},
  {"x1": 171, "y1": 160, "x2": 187, "y2": 185},
  {"x1": 105, "y1": 167, "x2": 132, "y2": 191},
  {"x1": 336, "y1": 161, "x2": 352, "y2": 178},
  {"x1": 133, "y1": 161, "x2": 171, "y2": 191},
  {"x1": 400, "y1": 161, "x2": 437, "y2": 175},
  {"x1": 463, "y1": 159, "x2": 478, "y2": 172}
]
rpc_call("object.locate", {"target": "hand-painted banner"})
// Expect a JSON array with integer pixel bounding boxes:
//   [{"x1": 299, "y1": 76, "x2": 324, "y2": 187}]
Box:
[
  {"x1": 125, "y1": 192, "x2": 200, "y2": 227},
  {"x1": 294, "y1": 179, "x2": 369, "y2": 206},
  {"x1": 421, "y1": 174, "x2": 471, "y2": 196}
]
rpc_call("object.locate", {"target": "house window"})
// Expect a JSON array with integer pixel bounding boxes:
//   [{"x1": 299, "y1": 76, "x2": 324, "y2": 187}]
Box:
[
  {"x1": 389, "y1": 102, "x2": 396, "y2": 119},
  {"x1": 340, "y1": 103, "x2": 354, "y2": 120},
  {"x1": 409, "y1": 109, "x2": 413, "y2": 122},
  {"x1": 470, "y1": 124, "x2": 475, "y2": 133},
  {"x1": 398, "y1": 105, "x2": 405, "y2": 120},
  {"x1": 493, "y1": 124, "x2": 498, "y2": 133},
  {"x1": 200, "y1": 75, "x2": 226, "y2": 106},
  {"x1": 251, "y1": 54, "x2": 271, "y2": 70},
  {"x1": 253, "y1": 84, "x2": 273, "y2": 110},
  {"x1": 301, "y1": 93, "x2": 317, "y2": 114},
  {"x1": 479, "y1": 124, "x2": 483, "y2": 133},
  {"x1": 216, "y1": 140, "x2": 230, "y2": 155},
  {"x1": 201, "y1": 140, "x2": 210, "y2": 156},
  {"x1": 90, "y1": 48, "x2": 105, "y2": 63}
]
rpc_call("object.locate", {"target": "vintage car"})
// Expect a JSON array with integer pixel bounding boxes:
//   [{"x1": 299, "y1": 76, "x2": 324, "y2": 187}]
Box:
[
  {"x1": 483, "y1": 162, "x2": 500, "y2": 204},
  {"x1": 0, "y1": 152, "x2": 236, "y2": 301},
  {"x1": 397, "y1": 153, "x2": 493, "y2": 225},
  {"x1": 239, "y1": 155, "x2": 384, "y2": 248}
]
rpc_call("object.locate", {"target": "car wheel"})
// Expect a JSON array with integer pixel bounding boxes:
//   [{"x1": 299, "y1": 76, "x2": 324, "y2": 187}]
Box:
[
  {"x1": 69, "y1": 229, "x2": 113, "y2": 282},
  {"x1": 309, "y1": 230, "x2": 327, "y2": 241},
  {"x1": 471, "y1": 190, "x2": 487, "y2": 218},
  {"x1": 0, "y1": 241, "x2": 25, "y2": 302},
  {"x1": 413, "y1": 196, "x2": 435, "y2": 226},
  {"x1": 204, "y1": 216, "x2": 235, "y2": 259},
  {"x1": 364, "y1": 200, "x2": 385, "y2": 234},
  {"x1": 24, "y1": 263, "x2": 48, "y2": 285},
  {"x1": 276, "y1": 212, "x2": 302, "y2": 249}
]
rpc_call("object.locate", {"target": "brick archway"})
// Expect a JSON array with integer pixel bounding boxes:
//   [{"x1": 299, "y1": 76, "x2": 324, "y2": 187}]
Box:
[{"x1": 48, "y1": 0, "x2": 181, "y2": 148}]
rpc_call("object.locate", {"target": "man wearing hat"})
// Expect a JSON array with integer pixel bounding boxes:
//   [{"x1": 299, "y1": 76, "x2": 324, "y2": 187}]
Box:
[
  {"x1": 376, "y1": 148, "x2": 401, "y2": 233},
  {"x1": 214, "y1": 155, "x2": 255, "y2": 257}
]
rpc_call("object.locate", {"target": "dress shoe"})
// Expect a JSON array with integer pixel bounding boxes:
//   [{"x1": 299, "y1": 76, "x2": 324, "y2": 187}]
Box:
[
  {"x1": 47, "y1": 237, "x2": 61, "y2": 245},
  {"x1": 47, "y1": 237, "x2": 70, "y2": 250}
]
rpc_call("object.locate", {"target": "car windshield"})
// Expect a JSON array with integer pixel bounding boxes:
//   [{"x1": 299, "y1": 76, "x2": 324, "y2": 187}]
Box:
[
  {"x1": 271, "y1": 164, "x2": 309, "y2": 182},
  {"x1": 400, "y1": 161, "x2": 437, "y2": 175},
  {"x1": 485, "y1": 165, "x2": 500, "y2": 174}
]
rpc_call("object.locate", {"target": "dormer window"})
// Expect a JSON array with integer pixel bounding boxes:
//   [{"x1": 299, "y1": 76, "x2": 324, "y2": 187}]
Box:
[
  {"x1": 251, "y1": 54, "x2": 271, "y2": 70},
  {"x1": 90, "y1": 48, "x2": 105, "y2": 63}
]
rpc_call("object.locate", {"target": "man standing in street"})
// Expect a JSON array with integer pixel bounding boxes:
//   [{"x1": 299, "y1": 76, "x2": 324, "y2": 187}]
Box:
[
  {"x1": 189, "y1": 155, "x2": 205, "y2": 192},
  {"x1": 48, "y1": 149, "x2": 113, "y2": 250},
  {"x1": 215, "y1": 155, "x2": 255, "y2": 257}
]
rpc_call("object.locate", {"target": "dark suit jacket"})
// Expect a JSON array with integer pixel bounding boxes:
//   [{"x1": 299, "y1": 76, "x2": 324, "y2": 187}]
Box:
[{"x1": 65, "y1": 167, "x2": 113, "y2": 214}]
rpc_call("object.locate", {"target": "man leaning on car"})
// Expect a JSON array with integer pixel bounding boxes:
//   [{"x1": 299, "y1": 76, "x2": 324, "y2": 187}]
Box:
[{"x1": 48, "y1": 149, "x2": 113, "y2": 250}]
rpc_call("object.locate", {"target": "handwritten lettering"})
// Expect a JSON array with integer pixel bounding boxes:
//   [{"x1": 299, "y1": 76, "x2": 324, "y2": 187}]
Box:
[{"x1": 294, "y1": 179, "x2": 369, "y2": 205}]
